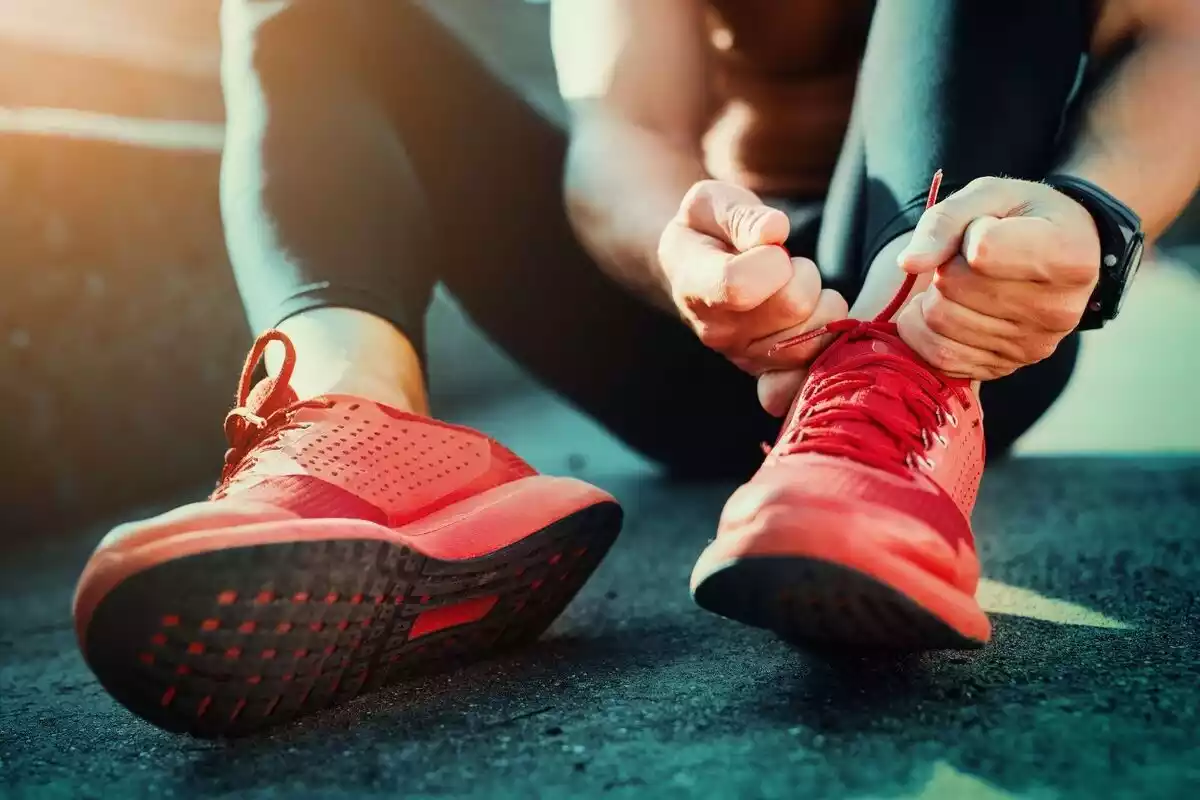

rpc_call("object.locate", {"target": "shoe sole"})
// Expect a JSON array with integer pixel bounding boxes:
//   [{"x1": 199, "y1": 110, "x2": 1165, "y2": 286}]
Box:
[
  {"x1": 690, "y1": 506, "x2": 990, "y2": 651},
  {"x1": 692, "y1": 555, "x2": 984, "y2": 651},
  {"x1": 80, "y1": 501, "x2": 621, "y2": 737}
]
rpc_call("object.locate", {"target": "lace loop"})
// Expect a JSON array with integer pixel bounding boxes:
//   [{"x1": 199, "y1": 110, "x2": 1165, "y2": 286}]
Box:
[{"x1": 217, "y1": 330, "x2": 332, "y2": 484}]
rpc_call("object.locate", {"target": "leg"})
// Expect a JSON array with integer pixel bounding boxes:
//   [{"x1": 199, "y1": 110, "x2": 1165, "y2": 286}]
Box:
[
  {"x1": 692, "y1": 1, "x2": 1095, "y2": 649},
  {"x1": 220, "y1": 0, "x2": 436, "y2": 411},
  {"x1": 226, "y1": 0, "x2": 776, "y2": 477},
  {"x1": 818, "y1": 0, "x2": 1091, "y2": 457},
  {"x1": 71, "y1": 0, "x2": 633, "y2": 737}
]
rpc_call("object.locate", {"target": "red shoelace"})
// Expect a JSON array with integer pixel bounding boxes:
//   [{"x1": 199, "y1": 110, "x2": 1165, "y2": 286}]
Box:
[
  {"x1": 219, "y1": 330, "x2": 332, "y2": 485},
  {"x1": 765, "y1": 171, "x2": 973, "y2": 477}
]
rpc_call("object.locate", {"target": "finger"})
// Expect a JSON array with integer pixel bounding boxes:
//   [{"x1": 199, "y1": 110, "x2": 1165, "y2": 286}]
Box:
[
  {"x1": 899, "y1": 176, "x2": 1032, "y2": 274},
  {"x1": 918, "y1": 284, "x2": 1029, "y2": 364},
  {"x1": 962, "y1": 215, "x2": 1099, "y2": 286},
  {"x1": 678, "y1": 180, "x2": 791, "y2": 252},
  {"x1": 713, "y1": 245, "x2": 795, "y2": 310},
  {"x1": 738, "y1": 256, "x2": 823, "y2": 341},
  {"x1": 896, "y1": 291, "x2": 1019, "y2": 380},
  {"x1": 666, "y1": 226, "x2": 793, "y2": 311},
  {"x1": 757, "y1": 369, "x2": 809, "y2": 418},
  {"x1": 936, "y1": 256, "x2": 1087, "y2": 333},
  {"x1": 744, "y1": 288, "x2": 850, "y2": 371}
]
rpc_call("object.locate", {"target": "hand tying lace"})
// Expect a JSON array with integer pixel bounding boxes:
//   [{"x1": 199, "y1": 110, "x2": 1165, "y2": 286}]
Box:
[
  {"x1": 763, "y1": 170, "x2": 973, "y2": 478},
  {"x1": 219, "y1": 330, "x2": 332, "y2": 486}
]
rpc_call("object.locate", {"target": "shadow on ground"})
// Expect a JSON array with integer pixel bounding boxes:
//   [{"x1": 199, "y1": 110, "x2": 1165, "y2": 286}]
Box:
[{"x1": 2, "y1": 458, "x2": 1198, "y2": 799}]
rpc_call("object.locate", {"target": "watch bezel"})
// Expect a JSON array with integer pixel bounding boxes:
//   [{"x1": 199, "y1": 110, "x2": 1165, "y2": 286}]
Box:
[
  {"x1": 1044, "y1": 174, "x2": 1144, "y2": 329},
  {"x1": 1114, "y1": 231, "x2": 1145, "y2": 317}
]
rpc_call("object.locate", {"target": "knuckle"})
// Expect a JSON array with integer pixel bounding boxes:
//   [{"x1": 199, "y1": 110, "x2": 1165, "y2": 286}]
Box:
[
  {"x1": 678, "y1": 180, "x2": 720, "y2": 224},
  {"x1": 982, "y1": 366, "x2": 1007, "y2": 381},
  {"x1": 926, "y1": 342, "x2": 958, "y2": 371},
  {"x1": 780, "y1": 290, "x2": 817, "y2": 322},
  {"x1": 716, "y1": 275, "x2": 756, "y2": 311},
  {"x1": 922, "y1": 300, "x2": 954, "y2": 335},
  {"x1": 656, "y1": 224, "x2": 684, "y2": 264},
  {"x1": 695, "y1": 322, "x2": 735, "y2": 350},
  {"x1": 681, "y1": 179, "x2": 719, "y2": 207},
  {"x1": 963, "y1": 231, "x2": 999, "y2": 272},
  {"x1": 1025, "y1": 338, "x2": 1059, "y2": 363},
  {"x1": 1041, "y1": 305, "x2": 1082, "y2": 333},
  {"x1": 1058, "y1": 258, "x2": 1099, "y2": 287}
]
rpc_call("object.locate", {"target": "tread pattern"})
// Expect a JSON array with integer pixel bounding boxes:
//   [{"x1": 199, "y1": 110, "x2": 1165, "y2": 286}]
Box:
[
  {"x1": 84, "y1": 502, "x2": 621, "y2": 737},
  {"x1": 692, "y1": 556, "x2": 984, "y2": 652}
]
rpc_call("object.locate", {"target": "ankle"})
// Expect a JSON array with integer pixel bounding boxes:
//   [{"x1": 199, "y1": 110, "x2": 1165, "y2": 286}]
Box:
[
  {"x1": 266, "y1": 308, "x2": 430, "y2": 415},
  {"x1": 305, "y1": 372, "x2": 427, "y2": 415}
]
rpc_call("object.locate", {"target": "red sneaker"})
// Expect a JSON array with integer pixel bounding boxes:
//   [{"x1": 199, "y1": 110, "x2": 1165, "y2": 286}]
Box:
[
  {"x1": 73, "y1": 330, "x2": 622, "y2": 736},
  {"x1": 691, "y1": 172, "x2": 990, "y2": 650}
]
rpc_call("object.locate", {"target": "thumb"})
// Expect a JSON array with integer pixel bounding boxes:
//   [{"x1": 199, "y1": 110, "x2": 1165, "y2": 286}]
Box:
[
  {"x1": 898, "y1": 177, "x2": 1020, "y2": 274},
  {"x1": 680, "y1": 180, "x2": 790, "y2": 252},
  {"x1": 896, "y1": 208, "x2": 961, "y2": 275},
  {"x1": 719, "y1": 201, "x2": 791, "y2": 253}
]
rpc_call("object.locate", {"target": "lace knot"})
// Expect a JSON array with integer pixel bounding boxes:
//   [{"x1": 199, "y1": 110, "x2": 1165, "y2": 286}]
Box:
[{"x1": 223, "y1": 408, "x2": 268, "y2": 449}]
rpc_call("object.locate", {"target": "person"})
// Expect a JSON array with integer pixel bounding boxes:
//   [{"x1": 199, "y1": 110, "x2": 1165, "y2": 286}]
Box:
[{"x1": 72, "y1": 0, "x2": 1199, "y2": 736}]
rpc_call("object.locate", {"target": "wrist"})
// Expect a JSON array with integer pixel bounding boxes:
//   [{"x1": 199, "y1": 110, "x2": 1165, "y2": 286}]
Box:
[{"x1": 1044, "y1": 173, "x2": 1146, "y2": 330}]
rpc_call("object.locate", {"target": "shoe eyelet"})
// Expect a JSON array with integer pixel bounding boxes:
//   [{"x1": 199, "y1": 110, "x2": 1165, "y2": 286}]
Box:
[
  {"x1": 908, "y1": 452, "x2": 936, "y2": 472},
  {"x1": 933, "y1": 431, "x2": 948, "y2": 448},
  {"x1": 945, "y1": 411, "x2": 959, "y2": 428}
]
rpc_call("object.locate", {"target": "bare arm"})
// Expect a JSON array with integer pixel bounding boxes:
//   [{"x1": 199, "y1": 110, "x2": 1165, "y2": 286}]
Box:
[
  {"x1": 1060, "y1": 0, "x2": 1200, "y2": 240},
  {"x1": 550, "y1": 0, "x2": 711, "y2": 310}
]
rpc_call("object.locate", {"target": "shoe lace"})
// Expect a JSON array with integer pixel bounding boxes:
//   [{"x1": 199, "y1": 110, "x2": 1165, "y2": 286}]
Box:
[
  {"x1": 218, "y1": 330, "x2": 332, "y2": 485},
  {"x1": 765, "y1": 170, "x2": 972, "y2": 478}
]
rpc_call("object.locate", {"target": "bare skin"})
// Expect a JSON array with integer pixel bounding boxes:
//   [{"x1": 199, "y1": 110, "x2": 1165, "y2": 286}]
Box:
[
  {"x1": 266, "y1": 308, "x2": 429, "y2": 415},
  {"x1": 232, "y1": 0, "x2": 1200, "y2": 420},
  {"x1": 556, "y1": 0, "x2": 1200, "y2": 413}
]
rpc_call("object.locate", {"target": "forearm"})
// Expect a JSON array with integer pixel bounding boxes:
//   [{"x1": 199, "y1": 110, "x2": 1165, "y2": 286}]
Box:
[
  {"x1": 564, "y1": 116, "x2": 707, "y2": 311},
  {"x1": 1060, "y1": 30, "x2": 1200, "y2": 241}
]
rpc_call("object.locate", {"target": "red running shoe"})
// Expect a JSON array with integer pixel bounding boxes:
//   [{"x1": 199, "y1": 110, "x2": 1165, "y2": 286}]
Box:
[
  {"x1": 74, "y1": 330, "x2": 622, "y2": 736},
  {"x1": 691, "y1": 172, "x2": 990, "y2": 650}
]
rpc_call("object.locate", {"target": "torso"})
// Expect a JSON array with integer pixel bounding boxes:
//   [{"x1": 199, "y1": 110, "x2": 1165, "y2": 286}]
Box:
[
  {"x1": 702, "y1": 0, "x2": 874, "y2": 197},
  {"x1": 700, "y1": 0, "x2": 1136, "y2": 198}
]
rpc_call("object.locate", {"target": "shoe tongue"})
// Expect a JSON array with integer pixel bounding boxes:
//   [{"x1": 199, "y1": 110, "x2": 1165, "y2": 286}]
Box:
[
  {"x1": 244, "y1": 376, "x2": 299, "y2": 416},
  {"x1": 815, "y1": 323, "x2": 915, "y2": 371}
]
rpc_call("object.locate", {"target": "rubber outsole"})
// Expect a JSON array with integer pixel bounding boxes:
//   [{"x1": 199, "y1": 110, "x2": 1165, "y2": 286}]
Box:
[
  {"x1": 691, "y1": 555, "x2": 986, "y2": 652},
  {"x1": 82, "y1": 501, "x2": 621, "y2": 737}
]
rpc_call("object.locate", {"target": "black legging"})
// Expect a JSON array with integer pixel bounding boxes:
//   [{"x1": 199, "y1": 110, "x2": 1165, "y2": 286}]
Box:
[{"x1": 220, "y1": 0, "x2": 1089, "y2": 478}]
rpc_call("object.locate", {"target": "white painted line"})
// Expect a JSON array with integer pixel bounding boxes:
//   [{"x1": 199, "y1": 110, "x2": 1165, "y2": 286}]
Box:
[
  {"x1": 0, "y1": 107, "x2": 223, "y2": 152},
  {"x1": 901, "y1": 761, "x2": 1021, "y2": 800},
  {"x1": 978, "y1": 578, "x2": 1131, "y2": 630}
]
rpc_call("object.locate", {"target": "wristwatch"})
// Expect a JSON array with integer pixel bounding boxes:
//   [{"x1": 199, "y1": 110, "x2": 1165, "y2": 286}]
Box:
[{"x1": 1044, "y1": 174, "x2": 1145, "y2": 331}]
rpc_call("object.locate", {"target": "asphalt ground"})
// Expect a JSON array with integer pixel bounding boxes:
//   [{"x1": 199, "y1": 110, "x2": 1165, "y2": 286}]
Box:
[{"x1": 3, "y1": 347, "x2": 1198, "y2": 799}]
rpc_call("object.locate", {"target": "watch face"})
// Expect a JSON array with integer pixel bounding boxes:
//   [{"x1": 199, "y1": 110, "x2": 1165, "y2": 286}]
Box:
[{"x1": 1115, "y1": 233, "x2": 1145, "y2": 316}]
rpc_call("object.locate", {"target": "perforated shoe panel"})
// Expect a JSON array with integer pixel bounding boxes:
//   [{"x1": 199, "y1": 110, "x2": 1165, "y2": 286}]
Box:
[
  {"x1": 923, "y1": 390, "x2": 986, "y2": 519},
  {"x1": 221, "y1": 397, "x2": 529, "y2": 519}
]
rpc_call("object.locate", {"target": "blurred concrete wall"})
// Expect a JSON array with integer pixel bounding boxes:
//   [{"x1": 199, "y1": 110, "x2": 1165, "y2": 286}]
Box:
[
  {"x1": 0, "y1": 0, "x2": 1196, "y2": 535},
  {"x1": 0, "y1": 0, "x2": 563, "y2": 535}
]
